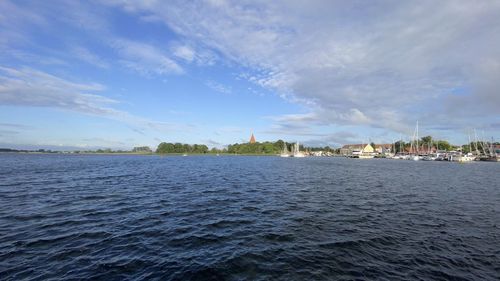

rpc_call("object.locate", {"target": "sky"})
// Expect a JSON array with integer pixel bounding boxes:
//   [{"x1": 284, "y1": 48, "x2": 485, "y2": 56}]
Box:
[{"x1": 1, "y1": 0, "x2": 499, "y2": 150}]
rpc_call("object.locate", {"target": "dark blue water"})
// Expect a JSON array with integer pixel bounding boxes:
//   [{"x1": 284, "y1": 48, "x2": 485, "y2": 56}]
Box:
[{"x1": 0, "y1": 154, "x2": 499, "y2": 280}]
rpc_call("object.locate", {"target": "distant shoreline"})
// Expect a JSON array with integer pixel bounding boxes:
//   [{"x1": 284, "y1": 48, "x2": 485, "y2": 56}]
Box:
[{"x1": 0, "y1": 151, "x2": 279, "y2": 156}]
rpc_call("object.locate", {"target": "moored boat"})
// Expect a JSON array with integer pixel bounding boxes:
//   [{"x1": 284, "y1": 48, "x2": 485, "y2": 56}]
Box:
[
  {"x1": 449, "y1": 153, "x2": 475, "y2": 162},
  {"x1": 422, "y1": 155, "x2": 436, "y2": 161},
  {"x1": 280, "y1": 143, "x2": 291, "y2": 157},
  {"x1": 292, "y1": 142, "x2": 306, "y2": 157},
  {"x1": 479, "y1": 155, "x2": 500, "y2": 162}
]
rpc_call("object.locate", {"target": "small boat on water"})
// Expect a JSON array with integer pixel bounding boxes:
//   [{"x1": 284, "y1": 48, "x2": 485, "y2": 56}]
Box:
[
  {"x1": 392, "y1": 154, "x2": 409, "y2": 160},
  {"x1": 479, "y1": 155, "x2": 499, "y2": 162},
  {"x1": 347, "y1": 143, "x2": 374, "y2": 159},
  {"x1": 435, "y1": 156, "x2": 446, "y2": 161},
  {"x1": 358, "y1": 155, "x2": 374, "y2": 159},
  {"x1": 422, "y1": 155, "x2": 436, "y2": 161},
  {"x1": 449, "y1": 153, "x2": 475, "y2": 162},
  {"x1": 478, "y1": 140, "x2": 499, "y2": 161}
]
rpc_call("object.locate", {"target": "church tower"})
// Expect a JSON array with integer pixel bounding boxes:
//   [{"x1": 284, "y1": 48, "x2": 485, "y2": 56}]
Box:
[{"x1": 249, "y1": 133, "x2": 256, "y2": 144}]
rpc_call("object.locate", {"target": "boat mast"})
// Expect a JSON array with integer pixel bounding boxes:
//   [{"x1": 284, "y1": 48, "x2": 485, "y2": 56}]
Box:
[
  {"x1": 474, "y1": 129, "x2": 480, "y2": 156},
  {"x1": 410, "y1": 131, "x2": 414, "y2": 155},
  {"x1": 479, "y1": 131, "x2": 487, "y2": 156},
  {"x1": 468, "y1": 133, "x2": 472, "y2": 155},
  {"x1": 416, "y1": 120, "x2": 419, "y2": 155},
  {"x1": 399, "y1": 134, "x2": 402, "y2": 154},
  {"x1": 491, "y1": 137, "x2": 495, "y2": 156}
]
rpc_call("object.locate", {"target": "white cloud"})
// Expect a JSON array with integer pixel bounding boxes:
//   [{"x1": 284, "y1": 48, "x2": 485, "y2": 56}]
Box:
[
  {"x1": 170, "y1": 43, "x2": 217, "y2": 65},
  {"x1": 0, "y1": 66, "x2": 191, "y2": 136},
  {"x1": 2, "y1": 0, "x2": 499, "y2": 144},
  {"x1": 301, "y1": 131, "x2": 360, "y2": 148},
  {"x1": 205, "y1": 80, "x2": 232, "y2": 95},
  {"x1": 106, "y1": 0, "x2": 500, "y2": 136},
  {"x1": 0, "y1": 1, "x2": 47, "y2": 47},
  {"x1": 172, "y1": 45, "x2": 195, "y2": 62},
  {"x1": 262, "y1": 113, "x2": 328, "y2": 137},
  {"x1": 72, "y1": 46, "x2": 109, "y2": 69},
  {"x1": 0, "y1": 66, "x2": 114, "y2": 115},
  {"x1": 111, "y1": 39, "x2": 184, "y2": 76}
]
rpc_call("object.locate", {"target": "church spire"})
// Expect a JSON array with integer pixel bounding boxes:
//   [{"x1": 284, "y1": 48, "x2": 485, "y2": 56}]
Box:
[{"x1": 249, "y1": 133, "x2": 256, "y2": 144}]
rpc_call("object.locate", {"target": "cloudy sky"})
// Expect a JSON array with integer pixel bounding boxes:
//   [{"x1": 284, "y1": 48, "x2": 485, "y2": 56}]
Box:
[{"x1": 1, "y1": 0, "x2": 499, "y2": 150}]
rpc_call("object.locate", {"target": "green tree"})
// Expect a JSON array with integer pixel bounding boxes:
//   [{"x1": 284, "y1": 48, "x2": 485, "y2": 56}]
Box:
[
  {"x1": 275, "y1": 140, "x2": 285, "y2": 152},
  {"x1": 156, "y1": 142, "x2": 174, "y2": 153},
  {"x1": 393, "y1": 140, "x2": 407, "y2": 153},
  {"x1": 132, "y1": 146, "x2": 152, "y2": 153},
  {"x1": 199, "y1": 145, "x2": 208, "y2": 153},
  {"x1": 420, "y1": 136, "x2": 432, "y2": 145},
  {"x1": 263, "y1": 142, "x2": 275, "y2": 154},
  {"x1": 173, "y1": 143, "x2": 183, "y2": 153},
  {"x1": 436, "y1": 140, "x2": 451, "y2": 151}
]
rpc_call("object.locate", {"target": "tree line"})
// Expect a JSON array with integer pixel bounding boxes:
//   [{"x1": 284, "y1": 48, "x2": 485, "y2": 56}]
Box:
[
  {"x1": 225, "y1": 140, "x2": 335, "y2": 154},
  {"x1": 392, "y1": 136, "x2": 452, "y2": 153},
  {"x1": 155, "y1": 137, "x2": 498, "y2": 155},
  {"x1": 156, "y1": 142, "x2": 209, "y2": 154},
  {"x1": 156, "y1": 140, "x2": 332, "y2": 155}
]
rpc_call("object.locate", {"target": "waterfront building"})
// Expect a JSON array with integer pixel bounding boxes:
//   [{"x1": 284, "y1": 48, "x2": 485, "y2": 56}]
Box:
[
  {"x1": 373, "y1": 144, "x2": 393, "y2": 154},
  {"x1": 340, "y1": 144, "x2": 374, "y2": 156}
]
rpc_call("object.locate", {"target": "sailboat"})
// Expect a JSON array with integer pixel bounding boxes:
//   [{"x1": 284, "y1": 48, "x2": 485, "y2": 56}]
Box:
[
  {"x1": 292, "y1": 142, "x2": 306, "y2": 158},
  {"x1": 422, "y1": 140, "x2": 436, "y2": 161},
  {"x1": 410, "y1": 121, "x2": 421, "y2": 161},
  {"x1": 478, "y1": 137, "x2": 499, "y2": 162},
  {"x1": 280, "y1": 143, "x2": 291, "y2": 157}
]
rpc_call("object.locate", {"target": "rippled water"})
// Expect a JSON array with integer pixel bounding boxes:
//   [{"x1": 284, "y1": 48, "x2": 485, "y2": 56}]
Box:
[{"x1": 0, "y1": 154, "x2": 499, "y2": 280}]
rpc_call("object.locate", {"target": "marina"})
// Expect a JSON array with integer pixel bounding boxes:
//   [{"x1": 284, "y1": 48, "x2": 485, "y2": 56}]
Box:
[{"x1": 285, "y1": 124, "x2": 500, "y2": 163}]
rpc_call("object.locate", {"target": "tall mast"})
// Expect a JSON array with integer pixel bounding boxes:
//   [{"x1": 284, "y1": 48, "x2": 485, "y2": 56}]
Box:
[
  {"x1": 416, "y1": 120, "x2": 419, "y2": 155},
  {"x1": 402, "y1": 135, "x2": 404, "y2": 154},
  {"x1": 468, "y1": 133, "x2": 472, "y2": 154},
  {"x1": 491, "y1": 137, "x2": 494, "y2": 155},
  {"x1": 474, "y1": 129, "x2": 480, "y2": 155},
  {"x1": 410, "y1": 130, "x2": 414, "y2": 154}
]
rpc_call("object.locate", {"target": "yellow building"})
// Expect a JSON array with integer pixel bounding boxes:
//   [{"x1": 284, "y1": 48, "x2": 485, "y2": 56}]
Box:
[
  {"x1": 340, "y1": 143, "x2": 374, "y2": 155},
  {"x1": 362, "y1": 144, "x2": 374, "y2": 153}
]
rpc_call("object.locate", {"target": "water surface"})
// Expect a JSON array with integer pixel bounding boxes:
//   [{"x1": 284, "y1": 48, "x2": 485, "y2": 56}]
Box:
[{"x1": 1, "y1": 154, "x2": 499, "y2": 280}]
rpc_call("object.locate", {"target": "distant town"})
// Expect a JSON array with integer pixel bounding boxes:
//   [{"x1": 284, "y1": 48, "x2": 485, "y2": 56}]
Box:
[{"x1": 2, "y1": 133, "x2": 498, "y2": 162}]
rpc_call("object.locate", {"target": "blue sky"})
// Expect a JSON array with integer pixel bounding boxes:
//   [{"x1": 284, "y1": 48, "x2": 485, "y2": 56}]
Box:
[{"x1": 1, "y1": 0, "x2": 499, "y2": 150}]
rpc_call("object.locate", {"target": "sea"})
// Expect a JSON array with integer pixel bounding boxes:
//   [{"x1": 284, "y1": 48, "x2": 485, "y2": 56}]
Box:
[{"x1": 0, "y1": 154, "x2": 499, "y2": 280}]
